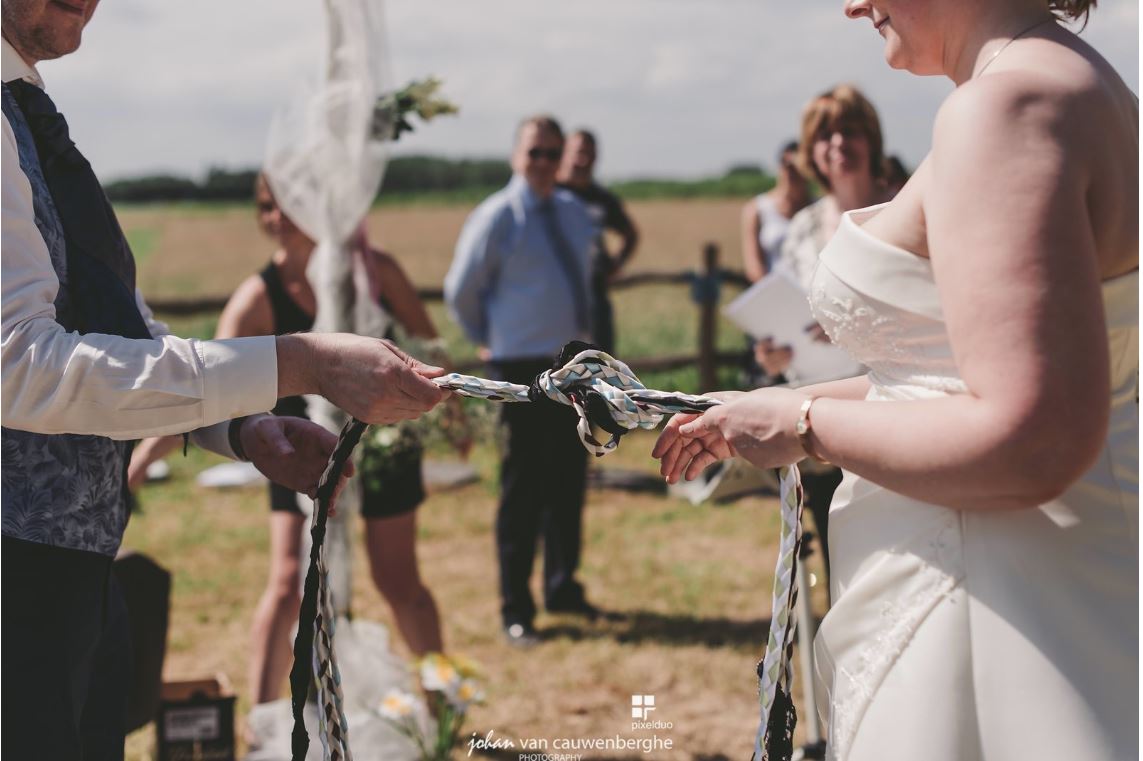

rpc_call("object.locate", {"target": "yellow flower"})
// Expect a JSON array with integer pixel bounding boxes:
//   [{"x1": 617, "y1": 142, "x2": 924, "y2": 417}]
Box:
[
  {"x1": 420, "y1": 652, "x2": 460, "y2": 693},
  {"x1": 455, "y1": 679, "x2": 484, "y2": 705},
  {"x1": 378, "y1": 689, "x2": 417, "y2": 720},
  {"x1": 448, "y1": 653, "x2": 482, "y2": 680}
]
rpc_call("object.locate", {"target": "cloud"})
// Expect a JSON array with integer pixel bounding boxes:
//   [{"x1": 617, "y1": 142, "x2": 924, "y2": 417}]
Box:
[{"x1": 38, "y1": 0, "x2": 1138, "y2": 182}]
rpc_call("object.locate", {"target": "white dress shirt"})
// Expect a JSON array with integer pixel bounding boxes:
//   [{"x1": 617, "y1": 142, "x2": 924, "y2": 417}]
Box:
[{"x1": 1, "y1": 40, "x2": 278, "y2": 455}]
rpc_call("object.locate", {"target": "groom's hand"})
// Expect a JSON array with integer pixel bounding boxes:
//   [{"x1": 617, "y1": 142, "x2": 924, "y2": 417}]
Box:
[
  {"x1": 277, "y1": 334, "x2": 447, "y2": 425},
  {"x1": 240, "y1": 414, "x2": 354, "y2": 505}
]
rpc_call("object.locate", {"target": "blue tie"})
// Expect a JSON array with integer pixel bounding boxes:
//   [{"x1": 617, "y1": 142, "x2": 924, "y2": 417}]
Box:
[{"x1": 538, "y1": 198, "x2": 589, "y2": 335}]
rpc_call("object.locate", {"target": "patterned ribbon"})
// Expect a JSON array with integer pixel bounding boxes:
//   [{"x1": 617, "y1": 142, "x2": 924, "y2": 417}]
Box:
[{"x1": 290, "y1": 344, "x2": 804, "y2": 761}]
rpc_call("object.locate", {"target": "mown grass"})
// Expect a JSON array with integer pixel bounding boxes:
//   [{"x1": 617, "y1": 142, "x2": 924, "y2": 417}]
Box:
[{"x1": 118, "y1": 198, "x2": 830, "y2": 760}]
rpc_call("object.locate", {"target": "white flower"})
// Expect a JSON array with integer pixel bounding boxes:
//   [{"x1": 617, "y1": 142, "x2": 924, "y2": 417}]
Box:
[
  {"x1": 420, "y1": 653, "x2": 461, "y2": 694},
  {"x1": 374, "y1": 427, "x2": 400, "y2": 447},
  {"x1": 378, "y1": 689, "x2": 417, "y2": 720},
  {"x1": 446, "y1": 678, "x2": 485, "y2": 712}
]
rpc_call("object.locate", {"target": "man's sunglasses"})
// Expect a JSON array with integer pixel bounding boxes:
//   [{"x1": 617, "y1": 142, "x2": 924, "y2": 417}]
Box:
[{"x1": 527, "y1": 147, "x2": 563, "y2": 162}]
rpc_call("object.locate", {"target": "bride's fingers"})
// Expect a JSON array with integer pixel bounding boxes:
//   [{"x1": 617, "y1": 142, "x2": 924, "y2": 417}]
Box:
[
  {"x1": 651, "y1": 427, "x2": 678, "y2": 460},
  {"x1": 658, "y1": 437, "x2": 687, "y2": 479},
  {"x1": 652, "y1": 413, "x2": 699, "y2": 459},
  {"x1": 664, "y1": 439, "x2": 704, "y2": 483},
  {"x1": 684, "y1": 448, "x2": 720, "y2": 482},
  {"x1": 678, "y1": 413, "x2": 717, "y2": 438}
]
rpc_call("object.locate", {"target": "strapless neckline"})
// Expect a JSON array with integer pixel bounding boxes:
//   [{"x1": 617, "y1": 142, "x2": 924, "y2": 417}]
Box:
[{"x1": 832, "y1": 203, "x2": 1139, "y2": 327}]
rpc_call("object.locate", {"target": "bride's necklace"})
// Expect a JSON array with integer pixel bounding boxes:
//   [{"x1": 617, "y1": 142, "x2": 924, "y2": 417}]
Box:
[{"x1": 975, "y1": 18, "x2": 1054, "y2": 78}]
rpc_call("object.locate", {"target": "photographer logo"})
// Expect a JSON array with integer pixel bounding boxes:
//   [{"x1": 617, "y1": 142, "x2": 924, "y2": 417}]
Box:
[
  {"x1": 630, "y1": 695, "x2": 655, "y2": 720},
  {"x1": 629, "y1": 695, "x2": 673, "y2": 731}
]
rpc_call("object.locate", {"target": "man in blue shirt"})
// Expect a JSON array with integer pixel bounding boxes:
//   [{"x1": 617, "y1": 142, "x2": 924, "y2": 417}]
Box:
[{"x1": 445, "y1": 115, "x2": 597, "y2": 646}]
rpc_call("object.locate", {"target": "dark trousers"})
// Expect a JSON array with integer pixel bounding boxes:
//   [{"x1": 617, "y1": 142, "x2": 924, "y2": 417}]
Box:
[
  {"x1": 802, "y1": 467, "x2": 844, "y2": 586},
  {"x1": 492, "y1": 359, "x2": 589, "y2": 626},
  {"x1": 590, "y1": 275, "x2": 615, "y2": 354},
  {"x1": 3, "y1": 537, "x2": 130, "y2": 761}
]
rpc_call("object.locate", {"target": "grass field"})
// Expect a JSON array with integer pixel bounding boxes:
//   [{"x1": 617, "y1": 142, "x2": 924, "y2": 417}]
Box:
[
  {"x1": 117, "y1": 198, "x2": 831, "y2": 760},
  {"x1": 119, "y1": 198, "x2": 752, "y2": 387}
]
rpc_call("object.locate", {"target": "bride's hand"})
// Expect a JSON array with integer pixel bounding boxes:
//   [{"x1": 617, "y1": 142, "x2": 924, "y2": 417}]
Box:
[
  {"x1": 653, "y1": 388, "x2": 809, "y2": 482},
  {"x1": 651, "y1": 390, "x2": 745, "y2": 483}
]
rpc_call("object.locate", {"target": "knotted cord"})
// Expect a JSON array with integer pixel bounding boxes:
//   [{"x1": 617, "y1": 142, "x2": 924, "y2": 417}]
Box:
[{"x1": 289, "y1": 342, "x2": 805, "y2": 761}]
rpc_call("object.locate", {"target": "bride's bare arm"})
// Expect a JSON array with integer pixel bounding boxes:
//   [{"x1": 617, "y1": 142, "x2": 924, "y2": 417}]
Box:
[
  {"x1": 661, "y1": 74, "x2": 1114, "y2": 511},
  {"x1": 811, "y1": 74, "x2": 1110, "y2": 509},
  {"x1": 794, "y1": 375, "x2": 871, "y2": 401}
]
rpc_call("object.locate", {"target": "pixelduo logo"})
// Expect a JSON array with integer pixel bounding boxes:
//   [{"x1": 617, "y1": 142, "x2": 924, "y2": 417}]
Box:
[{"x1": 630, "y1": 695, "x2": 655, "y2": 720}]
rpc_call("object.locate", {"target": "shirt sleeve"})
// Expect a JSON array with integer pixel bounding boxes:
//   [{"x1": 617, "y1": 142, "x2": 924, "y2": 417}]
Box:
[
  {"x1": 443, "y1": 203, "x2": 502, "y2": 346},
  {"x1": 134, "y1": 286, "x2": 236, "y2": 458},
  {"x1": 1, "y1": 113, "x2": 280, "y2": 440}
]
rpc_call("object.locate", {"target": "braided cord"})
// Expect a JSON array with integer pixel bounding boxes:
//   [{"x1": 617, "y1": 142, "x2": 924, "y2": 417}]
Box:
[
  {"x1": 291, "y1": 347, "x2": 801, "y2": 761},
  {"x1": 291, "y1": 418, "x2": 366, "y2": 761},
  {"x1": 436, "y1": 348, "x2": 719, "y2": 456},
  {"x1": 313, "y1": 548, "x2": 352, "y2": 761},
  {"x1": 754, "y1": 464, "x2": 804, "y2": 760}
]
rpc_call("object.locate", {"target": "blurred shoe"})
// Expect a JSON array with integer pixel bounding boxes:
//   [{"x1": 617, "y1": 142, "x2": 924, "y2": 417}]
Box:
[
  {"x1": 503, "y1": 622, "x2": 541, "y2": 648},
  {"x1": 546, "y1": 599, "x2": 600, "y2": 622}
]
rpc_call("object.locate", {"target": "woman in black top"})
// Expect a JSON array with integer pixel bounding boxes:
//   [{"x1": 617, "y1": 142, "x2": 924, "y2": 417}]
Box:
[{"x1": 130, "y1": 175, "x2": 459, "y2": 712}]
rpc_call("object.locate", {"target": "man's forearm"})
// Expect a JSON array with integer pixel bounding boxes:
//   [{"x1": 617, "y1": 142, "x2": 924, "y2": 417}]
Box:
[{"x1": 276, "y1": 334, "x2": 318, "y2": 398}]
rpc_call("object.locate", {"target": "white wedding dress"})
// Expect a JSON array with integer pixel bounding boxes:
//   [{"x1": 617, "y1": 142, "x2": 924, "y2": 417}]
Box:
[{"x1": 808, "y1": 204, "x2": 1138, "y2": 761}]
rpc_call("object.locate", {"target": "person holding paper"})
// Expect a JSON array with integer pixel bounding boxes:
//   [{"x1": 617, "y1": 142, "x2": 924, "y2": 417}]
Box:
[
  {"x1": 655, "y1": 1, "x2": 1137, "y2": 757},
  {"x1": 743, "y1": 85, "x2": 892, "y2": 576},
  {"x1": 740, "y1": 141, "x2": 812, "y2": 284}
]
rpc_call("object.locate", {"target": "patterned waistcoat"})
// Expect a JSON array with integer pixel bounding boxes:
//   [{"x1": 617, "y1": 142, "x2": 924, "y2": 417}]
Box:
[{"x1": 1, "y1": 85, "x2": 132, "y2": 557}]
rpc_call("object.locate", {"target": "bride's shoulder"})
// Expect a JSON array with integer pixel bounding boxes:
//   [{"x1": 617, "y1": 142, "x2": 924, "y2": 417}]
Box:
[
  {"x1": 934, "y1": 42, "x2": 1133, "y2": 157},
  {"x1": 931, "y1": 68, "x2": 1113, "y2": 168}
]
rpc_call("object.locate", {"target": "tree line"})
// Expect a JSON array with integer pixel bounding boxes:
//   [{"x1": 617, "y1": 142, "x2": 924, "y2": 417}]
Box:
[{"x1": 103, "y1": 157, "x2": 776, "y2": 204}]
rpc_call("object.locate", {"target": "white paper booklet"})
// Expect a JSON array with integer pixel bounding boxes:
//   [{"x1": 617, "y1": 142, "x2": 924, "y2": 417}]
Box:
[{"x1": 723, "y1": 270, "x2": 863, "y2": 386}]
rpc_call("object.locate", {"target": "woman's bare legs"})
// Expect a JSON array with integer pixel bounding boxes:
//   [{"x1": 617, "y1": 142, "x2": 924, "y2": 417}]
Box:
[
  {"x1": 365, "y1": 512, "x2": 443, "y2": 656},
  {"x1": 248, "y1": 511, "x2": 307, "y2": 703}
]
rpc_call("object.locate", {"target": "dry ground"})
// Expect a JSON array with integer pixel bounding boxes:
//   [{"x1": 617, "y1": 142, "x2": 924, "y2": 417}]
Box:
[
  {"x1": 123, "y1": 434, "x2": 830, "y2": 761},
  {"x1": 116, "y1": 198, "x2": 831, "y2": 759}
]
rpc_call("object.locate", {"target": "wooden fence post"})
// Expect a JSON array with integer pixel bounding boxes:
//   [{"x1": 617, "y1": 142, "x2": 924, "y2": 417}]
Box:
[{"x1": 698, "y1": 242, "x2": 719, "y2": 392}]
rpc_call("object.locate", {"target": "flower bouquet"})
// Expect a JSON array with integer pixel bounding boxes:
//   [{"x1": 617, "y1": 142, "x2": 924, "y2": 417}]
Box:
[
  {"x1": 378, "y1": 653, "x2": 484, "y2": 761},
  {"x1": 372, "y1": 77, "x2": 459, "y2": 142}
]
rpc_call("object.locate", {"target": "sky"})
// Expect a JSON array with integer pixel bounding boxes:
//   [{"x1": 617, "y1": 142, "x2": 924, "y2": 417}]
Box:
[{"x1": 38, "y1": 0, "x2": 1140, "y2": 184}]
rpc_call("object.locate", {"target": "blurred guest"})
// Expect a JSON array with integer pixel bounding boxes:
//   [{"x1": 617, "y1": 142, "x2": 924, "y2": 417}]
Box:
[
  {"x1": 882, "y1": 154, "x2": 910, "y2": 196},
  {"x1": 445, "y1": 115, "x2": 597, "y2": 647},
  {"x1": 556, "y1": 129, "x2": 639, "y2": 354},
  {"x1": 757, "y1": 84, "x2": 892, "y2": 585},
  {"x1": 740, "y1": 140, "x2": 814, "y2": 387},
  {"x1": 740, "y1": 141, "x2": 812, "y2": 283},
  {"x1": 129, "y1": 175, "x2": 456, "y2": 715},
  {"x1": 782, "y1": 84, "x2": 891, "y2": 292}
]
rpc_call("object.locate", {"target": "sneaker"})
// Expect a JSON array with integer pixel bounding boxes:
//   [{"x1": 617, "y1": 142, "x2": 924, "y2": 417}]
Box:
[{"x1": 503, "y1": 622, "x2": 541, "y2": 648}]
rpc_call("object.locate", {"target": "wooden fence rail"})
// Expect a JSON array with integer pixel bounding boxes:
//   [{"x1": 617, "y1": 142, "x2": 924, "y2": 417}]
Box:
[{"x1": 147, "y1": 244, "x2": 751, "y2": 387}]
